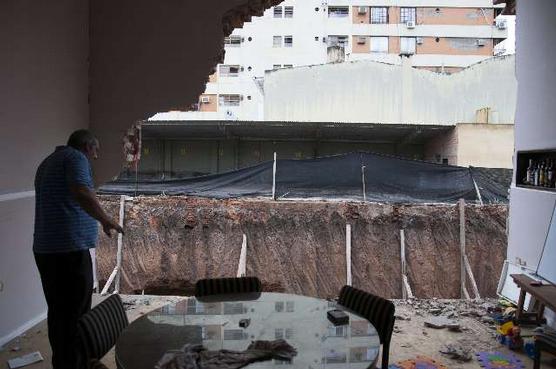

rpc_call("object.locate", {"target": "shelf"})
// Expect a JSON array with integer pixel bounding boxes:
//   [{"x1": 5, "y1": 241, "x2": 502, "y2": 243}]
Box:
[
  {"x1": 516, "y1": 149, "x2": 556, "y2": 193},
  {"x1": 516, "y1": 184, "x2": 556, "y2": 193}
]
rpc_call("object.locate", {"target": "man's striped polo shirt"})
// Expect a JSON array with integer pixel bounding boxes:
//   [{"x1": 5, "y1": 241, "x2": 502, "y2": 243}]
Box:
[{"x1": 33, "y1": 146, "x2": 98, "y2": 253}]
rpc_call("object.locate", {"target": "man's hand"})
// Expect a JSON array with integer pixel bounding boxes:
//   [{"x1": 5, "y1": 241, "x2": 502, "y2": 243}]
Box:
[
  {"x1": 102, "y1": 219, "x2": 124, "y2": 238},
  {"x1": 70, "y1": 184, "x2": 125, "y2": 238}
]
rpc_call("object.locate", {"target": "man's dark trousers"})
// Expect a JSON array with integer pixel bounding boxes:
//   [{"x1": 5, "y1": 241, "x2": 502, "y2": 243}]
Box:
[{"x1": 34, "y1": 249, "x2": 93, "y2": 369}]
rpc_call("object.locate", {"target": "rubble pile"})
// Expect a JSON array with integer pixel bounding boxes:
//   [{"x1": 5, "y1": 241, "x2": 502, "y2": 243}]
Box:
[{"x1": 97, "y1": 196, "x2": 507, "y2": 299}]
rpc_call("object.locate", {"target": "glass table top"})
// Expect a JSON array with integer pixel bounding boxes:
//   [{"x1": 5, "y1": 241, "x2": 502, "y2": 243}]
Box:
[{"x1": 115, "y1": 292, "x2": 380, "y2": 369}]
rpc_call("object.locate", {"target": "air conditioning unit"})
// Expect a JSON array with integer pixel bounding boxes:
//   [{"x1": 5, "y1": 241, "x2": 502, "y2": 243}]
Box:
[
  {"x1": 200, "y1": 96, "x2": 210, "y2": 103},
  {"x1": 476, "y1": 39, "x2": 486, "y2": 46},
  {"x1": 416, "y1": 37, "x2": 424, "y2": 45},
  {"x1": 496, "y1": 19, "x2": 507, "y2": 29},
  {"x1": 357, "y1": 36, "x2": 366, "y2": 44},
  {"x1": 406, "y1": 21, "x2": 415, "y2": 29},
  {"x1": 358, "y1": 6, "x2": 367, "y2": 14}
]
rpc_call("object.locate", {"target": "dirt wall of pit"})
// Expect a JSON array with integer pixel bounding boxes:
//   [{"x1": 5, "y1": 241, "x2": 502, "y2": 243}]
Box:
[{"x1": 96, "y1": 197, "x2": 507, "y2": 299}]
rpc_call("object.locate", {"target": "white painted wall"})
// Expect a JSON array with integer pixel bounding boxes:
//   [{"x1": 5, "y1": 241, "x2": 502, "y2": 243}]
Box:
[
  {"x1": 508, "y1": 0, "x2": 556, "y2": 268},
  {"x1": 507, "y1": 0, "x2": 556, "y2": 326},
  {"x1": 264, "y1": 55, "x2": 516, "y2": 124},
  {"x1": 151, "y1": 0, "x2": 506, "y2": 122},
  {"x1": 0, "y1": 0, "x2": 90, "y2": 345}
]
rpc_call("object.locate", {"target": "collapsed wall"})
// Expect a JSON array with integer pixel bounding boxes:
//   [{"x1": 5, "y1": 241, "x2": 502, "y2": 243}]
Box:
[{"x1": 96, "y1": 196, "x2": 507, "y2": 299}]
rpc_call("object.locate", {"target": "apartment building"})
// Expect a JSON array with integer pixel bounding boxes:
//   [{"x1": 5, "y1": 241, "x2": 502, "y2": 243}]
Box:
[{"x1": 151, "y1": 0, "x2": 507, "y2": 122}]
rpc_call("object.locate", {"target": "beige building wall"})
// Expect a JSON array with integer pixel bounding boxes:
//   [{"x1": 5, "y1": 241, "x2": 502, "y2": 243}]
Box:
[
  {"x1": 417, "y1": 37, "x2": 493, "y2": 56},
  {"x1": 208, "y1": 72, "x2": 218, "y2": 83},
  {"x1": 425, "y1": 123, "x2": 514, "y2": 168},
  {"x1": 352, "y1": 36, "x2": 370, "y2": 53},
  {"x1": 455, "y1": 123, "x2": 514, "y2": 168},
  {"x1": 199, "y1": 94, "x2": 218, "y2": 112},
  {"x1": 389, "y1": 6, "x2": 400, "y2": 24},
  {"x1": 389, "y1": 36, "x2": 400, "y2": 54},
  {"x1": 352, "y1": 6, "x2": 369, "y2": 24},
  {"x1": 417, "y1": 7, "x2": 494, "y2": 26}
]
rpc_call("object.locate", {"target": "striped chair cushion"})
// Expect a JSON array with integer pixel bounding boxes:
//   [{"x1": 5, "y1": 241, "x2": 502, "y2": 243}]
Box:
[
  {"x1": 195, "y1": 276, "x2": 262, "y2": 297},
  {"x1": 338, "y1": 285, "x2": 395, "y2": 344},
  {"x1": 338, "y1": 286, "x2": 395, "y2": 369},
  {"x1": 78, "y1": 294, "x2": 129, "y2": 360}
]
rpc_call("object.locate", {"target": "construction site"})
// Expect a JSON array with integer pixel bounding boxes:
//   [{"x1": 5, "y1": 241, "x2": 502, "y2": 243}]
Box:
[{"x1": 2, "y1": 0, "x2": 556, "y2": 369}]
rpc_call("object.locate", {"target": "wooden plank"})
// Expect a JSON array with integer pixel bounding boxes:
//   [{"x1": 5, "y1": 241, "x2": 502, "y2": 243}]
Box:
[
  {"x1": 346, "y1": 224, "x2": 352, "y2": 286},
  {"x1": 471, "y1": 177, "x2": 484, "y2": 206},
  {"x1": 402, "y1": 275, "x2": 414, "y2": 299},
  {"x1": 459, "y1": 199, "x2": 469, "y2": 299},
  {"x1": 114, "y1": 195, "x2": 126, "y2": 293},
  {"x1": 272, "y1": 152, "x2": 277, "y2": 201},
  {"x1": 361, "y1": 165, "x2": 367, "y2": 202},
  {"x1": 464, "y1": 255, "x2": 481, "y2": 299},
  {"x1": 101, "y1": 266, "x2": 119, "y2": 296},
  {"x1": 237, "y1": 234, "x2": 247, "y2": 277},
  {"x1": 400, "y1": 229, "x2": 407, "y2": 299}
]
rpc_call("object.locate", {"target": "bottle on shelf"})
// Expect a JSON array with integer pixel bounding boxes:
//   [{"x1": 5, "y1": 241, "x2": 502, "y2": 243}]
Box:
[
  {"x1": 525, "y1": 159, "x2": 534, "y2": 185},
  {"x1": 548, "y1": 159, "x2": 555, "y2": 188},
  {"x1": 539, "y1": 161, "x2": 546, "y2": 187},
  {"x1": 533, "y1": 161, "x2": 540, "y2": 186}
]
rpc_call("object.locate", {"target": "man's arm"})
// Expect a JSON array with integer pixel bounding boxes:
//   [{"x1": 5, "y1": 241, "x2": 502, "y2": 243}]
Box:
[{"x1": 70, "y1": 184, "x2": 124, "y2": 237}]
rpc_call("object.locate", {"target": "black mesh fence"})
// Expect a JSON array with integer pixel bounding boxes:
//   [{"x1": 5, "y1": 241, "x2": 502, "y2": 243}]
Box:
[{"x1": 100, "y1": 152, "x2": 511, "y2": 204}]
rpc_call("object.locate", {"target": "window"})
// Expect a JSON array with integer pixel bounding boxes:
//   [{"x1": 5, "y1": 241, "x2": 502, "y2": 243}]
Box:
[
  {"x1": 219, "y1": 65, "x2": 240, "y2": 77},
  {"x1": 285, "y1": 6, "x2": 294, "y2": 18},
  {"x1": 272, "y1": 64, "x2": 282, "y2": 70},
  {"x1": 275, "y1": 301, "x2": 284, "y2": 312},
  {"x1": 275, "y1": 328, "x2": 284, "y2": 339},
  {"x1": 273, "y1": 6, "x2": 282, "y2": 18},
  {"x1": 328, "y1": 6, "x2": 349, "y2": 17},
  {"x1": 400, "y1": 37, "x2": 416, "y2": 54},
  {"x1": 370, "y1": 7, "x2": 388, "y2": 24},
  {"x1": 273, "y1": 36, "x2": 282, "y2": 47},
  {"x1": 370, "y1": 37, "x2": 388, "y2": 53},
  {"x1": 328, "y1": 35, "x2": 348, "y2": 47},
  {"x1": 219, "y1": 94, "x2": 241, "y2": 106},
  {"x1": 224, "y1": 329, "x2": 248, "y2": 340},
  {"x1": 223, "y1": 302, "x2": 244, "y2": 314},
  {"x1": 328, "y1": 325, "x2": 348, "y2": 337},
  {"x1": 400, "y1": 7, "x2": 416, "y2": 23},
  {"x1": 284, "y1": 36, "x2": 293, "y2": 47},
  {"x1": 224, "y1": 36, "x2": 242, "y2": 47},
  {"x1": 283, "y1": 64, "x2": 293, "y2": 68}
]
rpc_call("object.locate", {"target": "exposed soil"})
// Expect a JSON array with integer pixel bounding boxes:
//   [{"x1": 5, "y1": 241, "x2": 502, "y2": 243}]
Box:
[{"x1": 96, "y1": 196, "x2": 507, "y2": 299}]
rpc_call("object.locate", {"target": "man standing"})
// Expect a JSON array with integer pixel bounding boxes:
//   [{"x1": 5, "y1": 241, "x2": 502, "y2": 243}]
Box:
[{"x1": 33, "y1": 129, "x2": 123, "y2": 369}]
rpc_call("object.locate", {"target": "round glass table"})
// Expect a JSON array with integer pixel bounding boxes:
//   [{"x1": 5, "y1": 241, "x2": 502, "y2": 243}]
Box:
[{"x1": 115, "y1": 292, "x2": 380, "y2": 369}]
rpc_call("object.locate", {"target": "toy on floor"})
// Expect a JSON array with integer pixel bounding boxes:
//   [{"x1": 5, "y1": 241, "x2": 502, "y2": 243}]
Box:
[
  {"x1": 475, "y1": 351, "x2": 525, "y2": 369},
  {"x1": 388, "y1": 355, "x2": 448, "y2": 369}
]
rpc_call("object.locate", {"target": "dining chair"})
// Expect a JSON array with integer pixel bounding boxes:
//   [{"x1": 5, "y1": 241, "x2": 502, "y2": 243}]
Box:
[
  {"x1": 78, "y1": 294, "x2": 129, "y2": 367},
  {"x1": 534, "y1": 329, "x2": 556, "y2": 369},
  {"x1": 194, "y1": 276, "x2": 262, "y2": 297},
  {"x1": 338, "y1": 285, "x2": 395, "y2": 369}
]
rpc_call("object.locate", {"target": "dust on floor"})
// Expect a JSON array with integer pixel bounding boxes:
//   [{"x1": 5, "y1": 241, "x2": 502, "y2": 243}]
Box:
[{"x1": 1, "y1": 295, "x2": 555, "y2": 369}]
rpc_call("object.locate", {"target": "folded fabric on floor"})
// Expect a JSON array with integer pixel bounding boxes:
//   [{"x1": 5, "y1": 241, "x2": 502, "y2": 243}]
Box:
[{"x1": 155, "y1": 339, "x2": 297, "y2": 369}]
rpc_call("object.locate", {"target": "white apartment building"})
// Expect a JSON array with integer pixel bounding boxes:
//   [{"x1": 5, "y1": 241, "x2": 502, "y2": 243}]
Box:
[{"x1": 151, "y1": 0, "x2": 508, "y2": 122}]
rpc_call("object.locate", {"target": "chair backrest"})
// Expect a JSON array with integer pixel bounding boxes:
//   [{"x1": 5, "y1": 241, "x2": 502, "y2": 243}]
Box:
[
  {"x1": 338, "y1": 285, "x2": 395, "y2": 345},
  {"x1": 78, "y1": 294, "x2": 129, "y2": 360},
  {"x1": 195, "y1": 276, "x2": 262, "y2": 297}
]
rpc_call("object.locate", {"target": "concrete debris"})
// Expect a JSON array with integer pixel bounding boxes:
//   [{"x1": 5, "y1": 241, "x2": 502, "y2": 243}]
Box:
[
  {"x1": 424, "y1": 316, "x2": 460, "y2": 330},
  {"x1": 394, "y1": 313, "x2": 412, "y2": 321},
  {"x1": 439, "y1": 343, "x2": 473, "y2": 362},
  {"x1": 10, "y1": 347, "x2": 21, "y2": 352}
]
